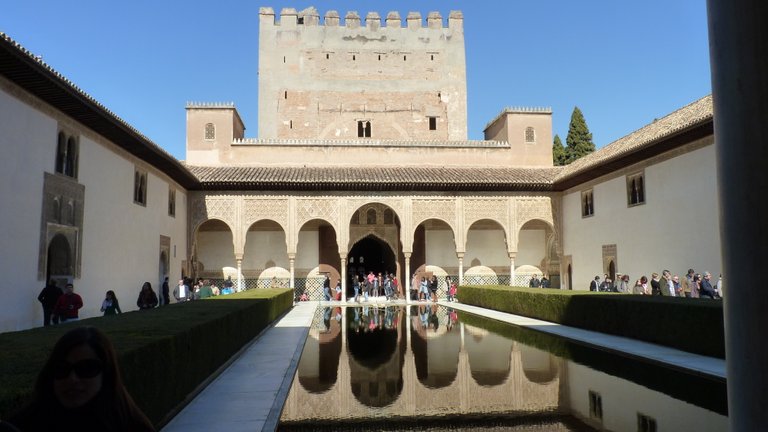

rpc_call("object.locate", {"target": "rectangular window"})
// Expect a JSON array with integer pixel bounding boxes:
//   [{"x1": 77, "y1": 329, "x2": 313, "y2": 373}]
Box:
[
  {"x1": 357, "y1": 120, "x2": 371, "y2": 138},
  {"x1": 627, "y1": 172, "x2": 646, "y2": 206},
  {"x1": 581, "y1": 189, "x2": 594, "y2": 217},
  {"x1": 429, "y1": 117, "x2": 437, "y2": 131},
  {"x1": 588, "y1": 390, "x2": 603, "y2": 421},
  {"x1": 168, "y1": 188, "x2": 176, "y2": 217},
  {"x1": 637, "y1": 413, "x2": 657, "y2": 432},
  {"x1": 134, "y1": 169, "x2": 147, "y2": 206},
  {"x1": 525, "y1": 127, "x2": 536, "y2": 143}
]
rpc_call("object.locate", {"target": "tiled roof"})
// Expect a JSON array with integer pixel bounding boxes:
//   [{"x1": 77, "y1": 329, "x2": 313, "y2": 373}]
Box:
[
  {"x1": 555, "y1": 95, "x2": 713, "y2": 185},
  {"x1": 187, "y1": 165, "x2": 562, "y2": 191}
]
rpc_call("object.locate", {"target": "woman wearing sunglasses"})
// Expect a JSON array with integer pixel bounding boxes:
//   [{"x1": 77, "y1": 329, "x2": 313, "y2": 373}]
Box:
[{"x1": 3, "y1": 326, "x2": 154, "y2": 431}]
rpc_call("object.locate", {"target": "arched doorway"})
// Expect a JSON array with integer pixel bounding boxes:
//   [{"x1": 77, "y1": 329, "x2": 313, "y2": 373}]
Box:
[
  {"x1": 348, "y1": 235, "x2": 396, "y2": 296},
  {"x1": 608, "y1": 260, "x2": 616, "y2": 282},
  {"x1": 348, "y1": 203, "x2": 402, "y2": 296},
  {"x1": 465, "y1": 219, "x2": 508, "y2": 285},
  {"x1": 568, "y1": 264, "x2": 573, "y2": 290},
  {"x1": 47, "y1": 234, "x2": 72, "y2": 286},
  {"x1": 159, "y1": 251, "x2": 168, "y2": 305}
]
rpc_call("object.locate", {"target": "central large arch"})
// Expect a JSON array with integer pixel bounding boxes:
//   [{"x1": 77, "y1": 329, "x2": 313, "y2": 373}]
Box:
[{"x1": 347, "y1": 203, "x2": 403, "y2": 295}]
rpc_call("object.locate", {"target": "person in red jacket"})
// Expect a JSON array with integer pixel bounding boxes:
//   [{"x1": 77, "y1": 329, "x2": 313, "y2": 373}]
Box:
[{"x1": 54, "y1": 283, "x2": 83, "y2": 323}]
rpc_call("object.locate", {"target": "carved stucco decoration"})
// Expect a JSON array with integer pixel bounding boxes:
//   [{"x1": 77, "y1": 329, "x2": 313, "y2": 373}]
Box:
[
  {"x1": 191, "y1": 195, "x2": 237, "y2": 233},
  {"x1": 516, "y1": 198, "x2": 554, "y2": 230},
  {"x1": 412, "y1": 199, "x2": 457, "y2": 233},
  {"x1": 516, "y1": 196, "x2": 561, "y2": 255},
  {"x1": 243, "y1": 198, "x2": 289, "y2": 232},
  {"x1": 296, "y1": 198, "x2": 340, "y2": 232},
  {"x1": 464, "y1": 197, "x2": 509, "y2": 239}
]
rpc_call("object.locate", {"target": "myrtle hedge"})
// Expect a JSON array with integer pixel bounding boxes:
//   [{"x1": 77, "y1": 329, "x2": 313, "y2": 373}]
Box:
[
  {"x1": 459, "y1": 285, "x2": 724, "y2": 358},
  {"x1": 0, "y1": 288, "x2": 293, "y2": 426}
]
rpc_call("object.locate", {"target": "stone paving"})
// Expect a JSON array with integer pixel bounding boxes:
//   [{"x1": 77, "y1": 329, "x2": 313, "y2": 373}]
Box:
[{"x1": 161, "y1": 298, "x2": 725, "y2": 432}]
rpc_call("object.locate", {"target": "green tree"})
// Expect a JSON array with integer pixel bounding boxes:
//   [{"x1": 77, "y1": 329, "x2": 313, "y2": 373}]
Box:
[
  {"x1": 565, "y1": 106, "x2": 595, "y2": 164},
  {"x1": 552, "y1": 134, "x2": 567, "y2": 166}
]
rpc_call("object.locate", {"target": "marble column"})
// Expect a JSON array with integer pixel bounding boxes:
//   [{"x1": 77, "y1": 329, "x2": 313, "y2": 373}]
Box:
[
  {"x1": 508, "y1": 253, "x2": 516, "y2": 286},
  {"x1": 236, "y1": 258, "x2": 243, "y2": 292},
  {"x1": 457, "y1": 252, "x2": 464, "y2": 285},
  {"x1": 404, "y1": 252, "x2": 412, "y2": 304},
  {"x1": 340, "y1": 255, "x2": 347, "y2": 301},
  {"x1": 288, "y1": 254, "x2": 296, "y2": 290},
  {"x1": 707, "y1": 1, "x2": 768, "y2": 429}
]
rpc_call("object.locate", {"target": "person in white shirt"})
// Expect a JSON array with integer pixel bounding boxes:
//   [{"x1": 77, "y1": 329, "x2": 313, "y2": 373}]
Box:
[{"x1": 173, "y1": 279, "x2": 190, "y2": 302}]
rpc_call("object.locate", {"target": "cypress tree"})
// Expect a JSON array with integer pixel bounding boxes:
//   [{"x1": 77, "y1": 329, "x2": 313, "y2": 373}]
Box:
[
  {"x1": 565, "y1": 106, "x2": 595, "y2": 164},
  {"x1": 552, "y1": 134, "x2": 567, "y2": 166}
]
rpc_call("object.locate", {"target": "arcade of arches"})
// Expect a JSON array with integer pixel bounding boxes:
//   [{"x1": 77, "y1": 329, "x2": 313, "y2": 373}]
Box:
[{"x1": 189, "y1": 193, "x2": 562, "y2": 295}]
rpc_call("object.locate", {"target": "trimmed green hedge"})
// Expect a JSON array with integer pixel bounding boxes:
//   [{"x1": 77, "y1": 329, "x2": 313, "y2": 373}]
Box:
[
  {"x1": 0, "y1": 288, "x2": 293, "y2": 426},
  {"x1": 459, "y1": 285, "x2": 724, "y2": 358}
]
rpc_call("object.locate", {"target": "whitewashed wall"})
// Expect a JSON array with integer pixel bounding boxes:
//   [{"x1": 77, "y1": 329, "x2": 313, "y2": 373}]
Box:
[
  {"x1": 0, "y1": 84, "x2": 56, "y2": 331},
  {"x1": 565, "y1": 361, "x2": 727, "y2": 431},
  {"x1": 243, "y1": 230, "x2": 289, "y2": 269},
  {"x1": 562, "y1": 138, "x2": 721, "y2": 291},
  {"x1": 0, "y1": 83, "x2": 188, "y2": 332},
  {"x1": 465, "y1": 228, "x2": 509, "y2": 268}
]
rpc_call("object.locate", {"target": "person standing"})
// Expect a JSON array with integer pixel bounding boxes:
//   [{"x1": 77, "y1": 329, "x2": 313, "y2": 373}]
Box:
[
  {"x1": 100, "y1": 290, "x2": 122, "y2": 316},
  {"x1": 681, "y1": 269, "x2": 695, "y2": 298},
  {"x1": 650, "y1": 273, "x2": 661, "y2": 296},
  {"x1": 529, "y1": 275, "x2": 541, "y2": 288},
  {"x1": 660, "y1": 270, "x2": 675, "y2": 296},
  {"x1": 429, "y1": 275, "x2": 439, "y2": 302},
  {"x1": 136, "y1": 282, "x2": 158, "y2": 309},
  {"x1": 700, "y1": 272, "x2": 717, "y2": 299},
  {"x1": 161, "y1": 277, "x2": 170, "y2": 306},
  {"x1": 38, "y1": 280, "x2": 63, "y2": 326},
  {"x1": 589, "y1": 276, "x2": 600, "y2": 292},
  {"x1": 53, "y1": 283, "x2": 83, "y2": 323},
  {"x1": 322, "y1": 275, "x2": 331, "y2": 301},
  {"x1": 173, "y1": 279, "x2": 190, "y2": 302},
  {"x1": 197, "y1": 280, "x2": 213, "y2": 299}
]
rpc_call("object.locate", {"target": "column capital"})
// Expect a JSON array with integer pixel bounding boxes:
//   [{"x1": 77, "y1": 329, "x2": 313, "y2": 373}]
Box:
[
  {"x1": 508, "y1": 252, "x2": 517, "y2": 260},
  {"x1": 404, "y1": 252, "x2": 412, "y2": 259},
  {"x1": 235, "y1": 254, "x2": 244, "y2": 261},
  {"x1": 288, "y1": 253, "x2": 296, "y2": 261},
  {"x1": 456, "y1": 252, "x2": 465, "y2": 259}
]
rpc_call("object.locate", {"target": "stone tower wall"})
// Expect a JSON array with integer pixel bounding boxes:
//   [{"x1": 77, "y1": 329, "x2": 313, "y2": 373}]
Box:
[{"x1": 258, "y1": 7, "x2": 467, "y2": 141}]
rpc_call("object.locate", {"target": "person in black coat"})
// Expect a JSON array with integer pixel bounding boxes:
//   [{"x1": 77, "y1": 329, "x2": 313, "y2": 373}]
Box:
[
  {"x1": 38, "y1": 280, "x2": 63, "y2": 326},
  {"x1": 699, "y1": 272, "x2": 717, "y2": 298}
]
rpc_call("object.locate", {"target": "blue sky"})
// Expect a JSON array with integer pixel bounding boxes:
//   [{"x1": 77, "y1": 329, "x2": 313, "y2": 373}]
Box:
[{"x1": 1, "y1": 1, "x2": 710, "y2": 160}]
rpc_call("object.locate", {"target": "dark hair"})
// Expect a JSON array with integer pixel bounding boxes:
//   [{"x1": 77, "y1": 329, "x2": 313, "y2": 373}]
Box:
[
  {"x1": 26, "y1": 327, "x2": 154, "y2": 431},
  {"x1": 141, "y1": 282, "x2": 152, "y2": 291}
]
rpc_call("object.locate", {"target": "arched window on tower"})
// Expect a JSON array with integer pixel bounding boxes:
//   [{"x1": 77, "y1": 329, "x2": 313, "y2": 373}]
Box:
[
  {"x1": 366, "y1": 208, "x2": 377, "y2": 224},
  {"x1": 204, "y1": 123, "x2": 216, "y2": 140}
]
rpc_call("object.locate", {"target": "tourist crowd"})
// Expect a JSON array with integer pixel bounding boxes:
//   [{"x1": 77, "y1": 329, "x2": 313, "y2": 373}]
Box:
[
  {"x1": 583, "y1": 269, "x2": 723, "y2": 298},
  {"x1": 35, "y1": 276, "x2": 239, "y2": 328}
]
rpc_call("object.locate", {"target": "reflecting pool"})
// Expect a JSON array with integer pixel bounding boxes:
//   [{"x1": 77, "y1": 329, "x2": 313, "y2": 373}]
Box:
[{"x1": 278, "y1": 305, "x2": 727, "y2": 431}]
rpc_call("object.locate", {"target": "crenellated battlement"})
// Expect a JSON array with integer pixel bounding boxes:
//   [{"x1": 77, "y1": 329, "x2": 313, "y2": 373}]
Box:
[
  {"x1": 259, "y1": 6, "x2": 463, "y2": 30},
  {"x1": 186, "y1": 102, "x2": 235, "y2": 109}
]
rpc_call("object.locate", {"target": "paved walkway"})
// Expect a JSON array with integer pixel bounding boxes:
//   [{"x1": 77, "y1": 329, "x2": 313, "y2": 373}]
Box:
[{"x1": 162, "y1": 299, "x2": 725, "y2": 432}]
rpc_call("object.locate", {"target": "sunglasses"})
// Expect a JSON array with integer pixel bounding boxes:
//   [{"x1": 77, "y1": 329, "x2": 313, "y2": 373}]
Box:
[{"x1": 53, "y1": 358, "x2": 103, "y2": 380}]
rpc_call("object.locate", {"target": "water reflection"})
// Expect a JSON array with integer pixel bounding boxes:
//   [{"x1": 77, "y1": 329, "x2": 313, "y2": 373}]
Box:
[{"x1": 281, "y1": 305, "x2": 727, "y2": 431}]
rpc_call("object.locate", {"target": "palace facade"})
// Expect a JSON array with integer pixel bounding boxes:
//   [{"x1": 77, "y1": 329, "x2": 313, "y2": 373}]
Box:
[{"x1": 0, "y1": 7, "x2": 720, "y2": 332}]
